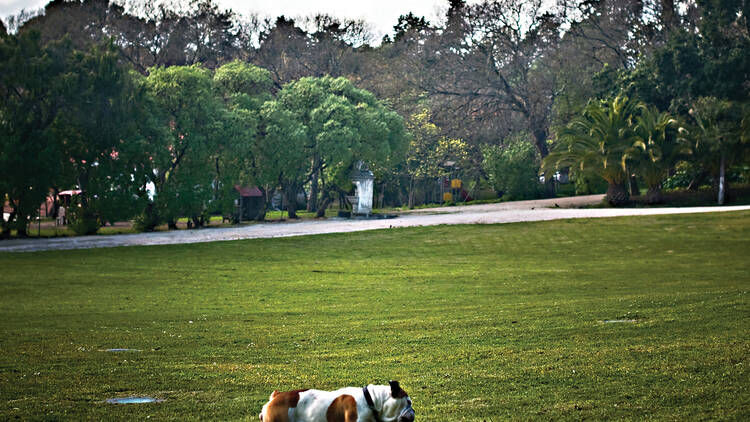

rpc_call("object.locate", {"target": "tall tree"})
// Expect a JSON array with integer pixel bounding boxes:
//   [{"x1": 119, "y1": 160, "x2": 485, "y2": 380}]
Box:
[
  {"x1": 144, "y1": 64, "x2": 225, "y2": 229},
  {"x1": 262, "y1": 76, "x2": 407, "y2": 217},
  {"x1": 689, "y1": 97, "x2": 747, "y2": 204},
  {"x1": 352, "y1": 12, "x2": 431, "y2": 120},
  {"x1": 19, "y1": 0, "x2": 241, "y2": 73},
  {"x1": 253, "y1": 16, "x2": 313, "y2": 88},
  {"x1": 0, "y1": 32, "x2": 69, "y2": 237},
  {"x1": 212, "y1": 60, "x2": 274, "y2": 217},
  {"x1": 632, "y1": 105, "x2": 689, "y2": 203},
  {"x1": 402, "y1": 108, "x2": 470, "y2": 208},
  {"x1": 52, "y1": 40, "x2": 156, "y2": 233},
  {"x1": 419, "y1": 0, "x2": 561, "y2": 159}
]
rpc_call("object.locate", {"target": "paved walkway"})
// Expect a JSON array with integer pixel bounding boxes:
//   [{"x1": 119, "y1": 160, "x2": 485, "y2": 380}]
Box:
[{"x1": 2, "y1": 195, "x2": 749, "y2": 253}]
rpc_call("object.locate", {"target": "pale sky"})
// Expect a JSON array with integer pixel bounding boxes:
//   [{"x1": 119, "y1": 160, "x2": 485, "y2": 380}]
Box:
[{"x1": 0, "y1": 0, "x2": 456, "y2": 38}]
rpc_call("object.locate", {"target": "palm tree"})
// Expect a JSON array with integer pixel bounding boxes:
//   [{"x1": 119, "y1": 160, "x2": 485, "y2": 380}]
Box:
[
  {"x1": 543, "y1": 95, "x2": 641, "y2": 206},
  {"x1": 689, "y1": 97, "x2": 745, "y2": 205},
  {"x1": 632, "y1": 105, "x2": 689, "y2": 204}
]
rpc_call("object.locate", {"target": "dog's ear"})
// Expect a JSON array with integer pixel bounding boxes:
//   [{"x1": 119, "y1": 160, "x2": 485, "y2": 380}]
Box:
[{"x1": 389, "y1": 380, "x2": 401, "y2": 397}]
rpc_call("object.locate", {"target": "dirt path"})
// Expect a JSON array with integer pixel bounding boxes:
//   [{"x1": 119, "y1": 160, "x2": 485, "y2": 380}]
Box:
[{"x1": 2, "y1": 194, "x2": 749, "y2": 253}]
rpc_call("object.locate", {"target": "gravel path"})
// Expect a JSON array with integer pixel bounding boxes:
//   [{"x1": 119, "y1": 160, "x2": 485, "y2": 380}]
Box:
[{"x1": 2, "y1": 194, "x2": 749, "y2": 253}]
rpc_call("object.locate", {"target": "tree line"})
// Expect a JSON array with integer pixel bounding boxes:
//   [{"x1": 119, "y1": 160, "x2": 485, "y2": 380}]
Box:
[
  {"x1": 0, "y1": 30, "x2": 406, "y2": 236},
  {"x1": 2, "y1": 0, "x2": 749, "y2": 235}
]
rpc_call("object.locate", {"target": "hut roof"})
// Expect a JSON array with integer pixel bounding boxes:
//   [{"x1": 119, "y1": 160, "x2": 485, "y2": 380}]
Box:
[{"x1": 234, "y1": 185, "x2": 263, "y2": 197}]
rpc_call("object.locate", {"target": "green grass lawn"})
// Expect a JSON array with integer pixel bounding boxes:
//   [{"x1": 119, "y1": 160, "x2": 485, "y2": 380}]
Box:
[{"x1": 1, "y1": 212, "x2": 749, "y2": 420}]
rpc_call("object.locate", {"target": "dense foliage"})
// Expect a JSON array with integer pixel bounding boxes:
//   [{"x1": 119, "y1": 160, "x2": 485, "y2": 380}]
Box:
[
  {"x1": 2, "y1": 0, "x2": 749, "y2": 235},
  {"x1": 482, "y1": 137, "x2": 542, "y2": 201}
]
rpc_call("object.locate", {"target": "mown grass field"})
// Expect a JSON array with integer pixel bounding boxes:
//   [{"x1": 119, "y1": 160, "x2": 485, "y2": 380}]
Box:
[{"x1": 1, "y1": 212, "x2": 749, "y2": 420}]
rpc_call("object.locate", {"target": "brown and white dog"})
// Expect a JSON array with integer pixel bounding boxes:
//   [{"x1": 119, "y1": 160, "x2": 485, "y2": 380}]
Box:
[{"x1": 259, "y1": 380, "x2": 415, "y2": 422}]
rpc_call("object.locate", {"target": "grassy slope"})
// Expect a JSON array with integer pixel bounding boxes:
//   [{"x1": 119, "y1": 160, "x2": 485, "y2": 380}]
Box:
[{"x1": 0, "y1": 212, "x2": 748, "y2": 421}]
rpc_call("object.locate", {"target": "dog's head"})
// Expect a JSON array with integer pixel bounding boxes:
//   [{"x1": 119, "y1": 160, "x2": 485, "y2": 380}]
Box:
[{"x1": 380, "y1": 380, "x2": 415, "y2": 422}]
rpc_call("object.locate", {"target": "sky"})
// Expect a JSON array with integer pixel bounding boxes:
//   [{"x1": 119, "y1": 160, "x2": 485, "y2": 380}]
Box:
[{"x1": 0, "y1": 0, "x2": 455, "y2": 38}]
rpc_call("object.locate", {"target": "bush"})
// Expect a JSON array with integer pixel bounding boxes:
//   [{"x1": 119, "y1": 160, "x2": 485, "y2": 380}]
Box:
[
  {"x1": 571, "y1": 170, "x2": 608, "y2": 195},
  {"x1": 68, "y1": 206, "x2": 101, "y2": 235},
  {"x1": 481, "y1": 139, "x2": 543, "y2": 200},
  {"x1": 133, "y1": 206, "x2": 162, "y2": 232}
]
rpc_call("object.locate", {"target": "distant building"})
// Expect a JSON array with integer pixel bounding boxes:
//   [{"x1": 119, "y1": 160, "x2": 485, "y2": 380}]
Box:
[{"x1": 234, "y1": 185, "x2": 264, "y2": 221}]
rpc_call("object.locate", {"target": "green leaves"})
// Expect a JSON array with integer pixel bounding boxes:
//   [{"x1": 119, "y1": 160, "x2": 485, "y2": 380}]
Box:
[
  {"x1": 546, "y1": 96, "x2": 640, "y2": 184},
  {"x1": 482, "y1": 137, "x2": 541, "y2": 200},
  {"x1": 404, "y1": 108, "x2": 468, "y2": 180},
  {"x1": 1, "y1": 31, "x2": 402, "y2": 230},
  {"x1": 261, "y1": 75, "x2": 407, "y2": 203},
  {"x1": 632, "y1": 105, "x2": 688, "y2": 191},
  {"x1": 0, "y1": 33, "x2": 71, "y2": 235},
  {"x1": 544, "y1": 95, "x2": 643, "y2": 205}
]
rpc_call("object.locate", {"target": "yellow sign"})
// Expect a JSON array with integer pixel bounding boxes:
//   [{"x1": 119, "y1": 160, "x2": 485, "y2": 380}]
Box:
[
  {"x1": 443, "y1": 192, "x2": 453, "y2": 202},
  {"x1": 451, "y1": 179, "x2": 462, "y2": 189}
]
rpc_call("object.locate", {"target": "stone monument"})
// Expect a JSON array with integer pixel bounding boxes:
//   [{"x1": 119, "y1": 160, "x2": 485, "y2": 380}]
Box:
[{"x1": 348, "y1": 161, "x2": 374, "y2": 216}]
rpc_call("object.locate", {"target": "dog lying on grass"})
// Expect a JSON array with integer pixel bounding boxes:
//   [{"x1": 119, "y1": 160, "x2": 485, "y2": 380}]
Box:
[{"x1": 259, "y1": 380, "x2": 415, "y2": 422}]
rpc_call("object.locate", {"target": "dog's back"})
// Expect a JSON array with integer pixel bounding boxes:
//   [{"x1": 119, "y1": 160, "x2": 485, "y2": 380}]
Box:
[{"x1": 260, "y1": 382, "x2": 412, "y2": 422}]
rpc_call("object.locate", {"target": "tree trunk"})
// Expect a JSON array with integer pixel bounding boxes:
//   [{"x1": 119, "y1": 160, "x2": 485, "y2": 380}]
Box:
[
  {"x1": 168, "y1": 219, "x2": 178, "y2": 230},
  {"x1": 408, "y1": 177, "x2": 415, "y2": 209},
  {"x1": 606, "y1": 182, "x2": 630, "y2": 206},
  {"x1": 256, "y1": 187, "x2": 268, "y2": 221},
  {"x1": 532, "y1": 128, "x2": 555, "y2": 197},
  {"x1": 316, "y1": 195, "x2": 334, "y2": 218},
  {"x1": 645, "y1": 186, "x2": 664, "y2": 204},
  {"x1": 377, "y1": 182, "x2": 385, "y2": 209},
  {"x1": 629, "y1": 173, "x2": 640, "y2": 197},
  {"x1": 141, "y1": 202, "x2": 159, "y2": 231},
  {"x1": 307, "y1": 155, "x2": 320, "y2": 213},
  {"x1": 15, "y1": 213, "x2": 28, "y2": 237},
  {"x1": 661, "y1": 0, "x2": 677, "y2": 31},
  {"x1": 285, "y1": 186, "x2": 299, "y2": 219},
  {"x1": 718, "y1": 149, "x2": 726, "y2": 205},
  {"x1": 52, "y1": 187, "x2": 60, "y2": 219},
  {"x1": 78, "y1": 169, "x2": 90, "y2": 209}
]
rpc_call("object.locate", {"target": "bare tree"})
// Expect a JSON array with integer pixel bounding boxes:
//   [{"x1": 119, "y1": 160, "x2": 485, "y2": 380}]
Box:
[{"x1": 418, "y1": 0, "x2": 561, "y2": 158}]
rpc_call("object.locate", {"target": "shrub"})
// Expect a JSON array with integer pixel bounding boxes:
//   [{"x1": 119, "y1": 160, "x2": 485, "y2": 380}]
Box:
[
  {"x1": 133, "y1": 206, "x2": 162, "y2": 232},
  {"x1": 481, "y1": 139, "x2": 543, "y2": 200},
  {"x1": 572, "y1": 170, "x2": 608, "y2": 195},
  {"x1": 68, "y1": 206, "x2": 101, "y2": 235}
]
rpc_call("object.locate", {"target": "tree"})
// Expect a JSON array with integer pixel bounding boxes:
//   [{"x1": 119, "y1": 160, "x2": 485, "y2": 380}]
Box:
[
  {"x1": 402, "y1": 108, "x2": 470, "y2": 207},
  {"x1": 19, "y1": 0, "x2": 242, "y2": 73},
  {"x1": 390, "y1": 12, "x2": 431, "y2": 43},
  {"x1": 482, "y1": 136, "x2": 542, "y2": 201},
  {"x1": 549, "y1": 0, "x2": 674, "y2": 140},
  {"x1": 264, "y1": 76, "x2": 407, "y2": 217},
  {"x1": 419, "y1": 0, "x2": 561, "y2": 157},
  {"x1": 0, "y1": 32, "x2": 69, "y2": 237},
  {"x1": 52, "y1": 40, "x2": 153, "y2": 233},
  {"x1": 351, "y1": 12, "x2": 431, "y2": 121},
  {"x1": 304, "y1": 13, "x2": 374, "y2": 77},
  {"x1": 632, "y1": 105, "x2": 689, "y2": 203},
  {"x1": 18, "y1": 0, "x2": 157, "y2": 72},
  {"x1": 256, "y1": 100, "x2": 309, "y2": 218},
  {"x1": 143, "y1": 64, "x2": 225, "y2": 229},
  {"x1": 212, "y1": 60, "x2": 274, "y2": 218},
  {"x1": 689, "y1": 97, "x2": 747, "y2": 204},
  {"x1": 253, "y1": 16, "x2": 313, "y2": 89},
  {"x1": 543, "y1": 95, "x2": 641, "y2": 206}
]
